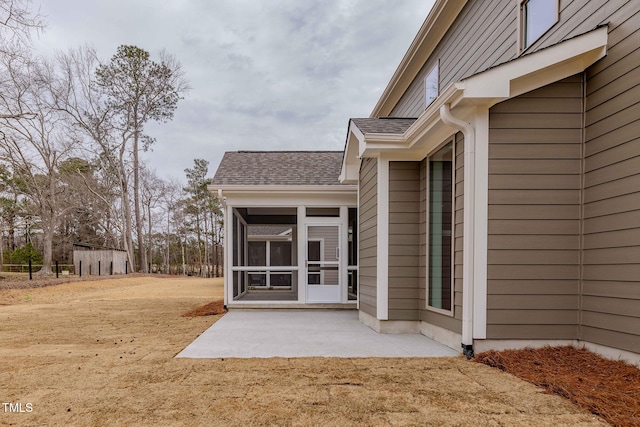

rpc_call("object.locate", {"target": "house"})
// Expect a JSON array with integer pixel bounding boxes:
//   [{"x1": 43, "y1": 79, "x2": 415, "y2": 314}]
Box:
[{"x1": 212, "y1": 0, "x2": 640, "y2": 364}]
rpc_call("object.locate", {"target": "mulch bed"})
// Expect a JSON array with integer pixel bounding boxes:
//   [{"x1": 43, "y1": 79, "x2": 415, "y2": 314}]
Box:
[
  {"x1": 182, "y1": 300, "x2": 227, "y2": 317},
  {"x1": 476, "y1": 346, "x2": 640, "y2": 426}
]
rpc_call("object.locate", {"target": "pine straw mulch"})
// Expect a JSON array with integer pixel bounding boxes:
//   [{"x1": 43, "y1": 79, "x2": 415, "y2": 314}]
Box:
[
  {"x1": 181, "y1": 299, "x2": 227, "y2": 317},
  {"x1": 476, "y1": 346, "x2": 640, "y2": 426}
]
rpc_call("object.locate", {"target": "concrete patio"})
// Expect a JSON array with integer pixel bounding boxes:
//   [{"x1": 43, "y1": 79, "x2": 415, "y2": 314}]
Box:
[{"x1": 176, "y1": 310, "x2": 459, "y2": 358}]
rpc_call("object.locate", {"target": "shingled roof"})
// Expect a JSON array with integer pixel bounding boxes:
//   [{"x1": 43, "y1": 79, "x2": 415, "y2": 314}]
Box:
[
  {"x1": 212, "y1": 151, "x2": 345, "y2": 186},
  {"x1": 350, "y1": 117, "x2": 417, "y2": 134}
]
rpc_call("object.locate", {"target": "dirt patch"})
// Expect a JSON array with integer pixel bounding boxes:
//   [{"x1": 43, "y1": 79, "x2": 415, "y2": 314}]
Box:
[
  {"x1": 476, "y1": 346, "x2": 640, "y2": 426},
  {"x1": 0, "y1": 277, "x2": 606, "y2": 426},
  {"x1": 182, "y1": 300, "x2": 227, "y2": 317}
]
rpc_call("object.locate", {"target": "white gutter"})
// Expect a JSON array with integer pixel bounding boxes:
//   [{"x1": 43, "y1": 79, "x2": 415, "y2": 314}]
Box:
[{"x1": 440, "y1": 103, "x2": 475, "y2": 358}]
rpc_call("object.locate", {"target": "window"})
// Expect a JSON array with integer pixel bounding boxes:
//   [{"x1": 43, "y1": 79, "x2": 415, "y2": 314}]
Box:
[
  {"x1": 427, "y1": 142, "x2": 453, "y2": 312},
  {"x1": 521, "y1": 0, "x2": 558, "y2": 50},
  {"x1": 425, "y1": 62, "x2": 439, "y2": 107}
]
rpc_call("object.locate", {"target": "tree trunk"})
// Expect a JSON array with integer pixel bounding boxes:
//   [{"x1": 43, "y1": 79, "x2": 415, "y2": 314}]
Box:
[
  {"x1": 194, "y1": 194, "x2": 203, "y2": 276},
  {"x1": 38, "y1": 170, "x2": 57, "y2": 275},
  {"x1": 147, "y1": 199, "x2": 152, "y2": 273},
  {"x1": 118, "y1": 149, "x2": 136, "y2": 272},
  {"x1": 133, "y1": 130, "x2": 146, "y2": 273},
  {"x1": 39, "y1": 219, "x2": 54, "y2": 275},
  {"x1": 203, "y1": 201, "x2": 209, "y2": 278},
  {"x1": 165, "y1": 206, "x2": 171, "y2": 274}
]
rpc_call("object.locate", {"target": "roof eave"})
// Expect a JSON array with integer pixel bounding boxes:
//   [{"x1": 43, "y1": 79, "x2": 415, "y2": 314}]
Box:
[
  {"x1": 347, "y1": 26, "x2": 608, "y2": 163},
  {"x1": 209, "y1": 184, "x2": 358, "y2": 194},
  {"x1": 370, "y1": 0, "x2": 468, "y2": 117}
]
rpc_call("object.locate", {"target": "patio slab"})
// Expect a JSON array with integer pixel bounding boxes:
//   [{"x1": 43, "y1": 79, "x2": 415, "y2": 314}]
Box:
[{"x1": 176, "y1": 310, "x2": 459, "y2": 358}]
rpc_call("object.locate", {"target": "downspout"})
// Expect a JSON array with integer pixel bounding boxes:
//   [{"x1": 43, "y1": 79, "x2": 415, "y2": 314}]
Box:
[{"x1": 440, "y1": 103, "x2": 475, "y2": 359}]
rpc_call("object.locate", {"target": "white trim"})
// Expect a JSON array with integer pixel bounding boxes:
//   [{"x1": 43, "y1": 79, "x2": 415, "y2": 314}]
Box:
[
  {"x1": 306, "y1": 222, "x2": 342, "y2": 303},
  {"x1": 440, "y1": 104, "x2": 475, "y2": 348},
  {"x1": 231, "y1": 266, "x2": 299, "y2": 272},
  {"x1": 463, "y1": 25, "x2": 608, "y2": 103},
  {"x1": 210, "y1": 184, "x2": 357, "y2": 194},
  {"x1": 340, "y1": 206, "x2": 349, "y2": 303},
  {"x1": 356, "y1": 166, "x2": 361, "y2": 311},
  {"x1": 376, "y1": 158, "x2": 389, "y2": 320},
  {"x1": 220, "y1": 192, "x2": 357, "y2": 209},
  {"x1": 297, "y1": 206, "x2": 306, "y2": 303},
  {"x1": 224, "y1": 204, "x2": 232, "y2": 306},
  {"x1": 472, "y1": 110, "x2": 489, "y2": 339}
]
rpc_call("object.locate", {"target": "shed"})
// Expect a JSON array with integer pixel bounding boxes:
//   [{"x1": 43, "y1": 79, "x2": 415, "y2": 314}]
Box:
[{"x1": 73, "y1": 244, "x2": 128, "y2": 276}]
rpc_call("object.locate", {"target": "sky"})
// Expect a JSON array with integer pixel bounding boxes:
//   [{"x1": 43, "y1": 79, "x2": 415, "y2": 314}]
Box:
[{"x1": 33, "y1": 0, "x2": 436, "y2": 182}]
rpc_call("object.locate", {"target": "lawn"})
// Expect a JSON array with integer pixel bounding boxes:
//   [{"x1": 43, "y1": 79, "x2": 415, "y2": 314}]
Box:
[{"x1": 0, "y1": 275, "x2": 606, "y2": 426}]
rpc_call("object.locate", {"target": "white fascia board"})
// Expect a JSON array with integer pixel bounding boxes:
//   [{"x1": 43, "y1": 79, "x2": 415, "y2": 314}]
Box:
[
  {"x1": 216, "y1": 185, "x2": 357, "y2": 194},
  {"x1": 462, "y1": 26, "x2": 608, "y2": 102},
  {"x1": 339, "y1": 124, "x2": 364, "y2": 184},
  {"x1": 223, "y1": 192, "x2": 358, "y2": 208}
]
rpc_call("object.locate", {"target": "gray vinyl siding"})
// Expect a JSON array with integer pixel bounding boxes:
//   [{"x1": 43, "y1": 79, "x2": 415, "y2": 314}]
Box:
[
  {"x1": 391, "y1": 0, "x2": 632, "y2": 119},
  {"x1": 359, "y1": 158, "x2": 378, "y2": 317},
  {"x1": 582, "y1": 1, "x2": 640, "y2": 354},
  {"x1": 388, "y1": 162, "x2": 420, "y2": 321},
  {"x1": 486, "y1": 75, "x2": 583, "y2": 339},
  {"x1": 419, "y1": 133, "x2": 464, "y2": 334}
]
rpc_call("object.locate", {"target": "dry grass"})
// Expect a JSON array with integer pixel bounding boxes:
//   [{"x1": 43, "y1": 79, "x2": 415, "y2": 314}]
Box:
[
  {"x1": 0, "y1": 276, "x2": 607, "y2": 426},
  {"x1": 476, "y1": 346, "x2": 640, "y2": 426}
]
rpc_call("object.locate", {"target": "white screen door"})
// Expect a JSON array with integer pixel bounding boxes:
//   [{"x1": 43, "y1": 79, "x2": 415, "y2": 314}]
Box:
[{"x1": 306, "y1": 224, "x2": 340, "y2": 303}]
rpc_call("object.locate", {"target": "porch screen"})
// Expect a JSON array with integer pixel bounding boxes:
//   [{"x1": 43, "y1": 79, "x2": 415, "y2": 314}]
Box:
[{"x1": 428, "y1": 142, "x2": 453, "y2": 311}]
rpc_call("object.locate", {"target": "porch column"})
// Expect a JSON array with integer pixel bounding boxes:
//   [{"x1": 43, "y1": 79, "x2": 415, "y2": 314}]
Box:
[
  {"x1": 472, "y1": 109, "x2": 489, "y2": 339},
  {"x1": 297, "y1": 206, "x2": 306, "y2": 303},
  {"x1": 225, "y1": 204, "x2": 233, "y2": 306},
  {"x1": 340, "y1": 206, "x2": 349, "y2": 303}
]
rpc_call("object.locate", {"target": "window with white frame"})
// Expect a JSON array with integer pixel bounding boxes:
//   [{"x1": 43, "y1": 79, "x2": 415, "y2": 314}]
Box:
[
  {"x1": 425, "y1": 61, "x2": 439, "y2": 107},
  {"x1": 427, "y1": 141, "x2": 454, "y2": 312},
  {"x1": 520, "y1": 0, "x2": 558, "y2": 50}
]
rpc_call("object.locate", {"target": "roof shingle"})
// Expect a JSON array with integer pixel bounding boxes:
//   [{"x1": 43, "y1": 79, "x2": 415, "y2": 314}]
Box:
[
  {"x1": 212, "y1": 151, "x2": 345, "y2": 186},
  {"x1": 350, "y1": 117, "x2": 417, "y2": 134}
]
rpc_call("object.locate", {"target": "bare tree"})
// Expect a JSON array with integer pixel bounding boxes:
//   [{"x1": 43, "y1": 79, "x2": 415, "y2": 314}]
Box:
[
  {"x1": 161, "y1": 178, "x2": 182, "y2": 274},
  {"x1": 140, "y1": 164, "x2": 164, "y2": 272},
  {"x1": 0, "y1": 0, "x2": 44, "y2": 121},
  {"x1": 51, "y1": 46, "x2": 137, "y2": 270},
  {"x1": 94, "y1": 45, "x2": 189, "y2": 273},
  {"x1": 0, "y1": 55, "x2": 77, "y2": 274}
]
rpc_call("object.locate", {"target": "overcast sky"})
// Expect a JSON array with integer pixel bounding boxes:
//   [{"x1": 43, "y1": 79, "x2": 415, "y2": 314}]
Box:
[{"x1": 34, "y1": 0, "x2": 435, "y2": 182}]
